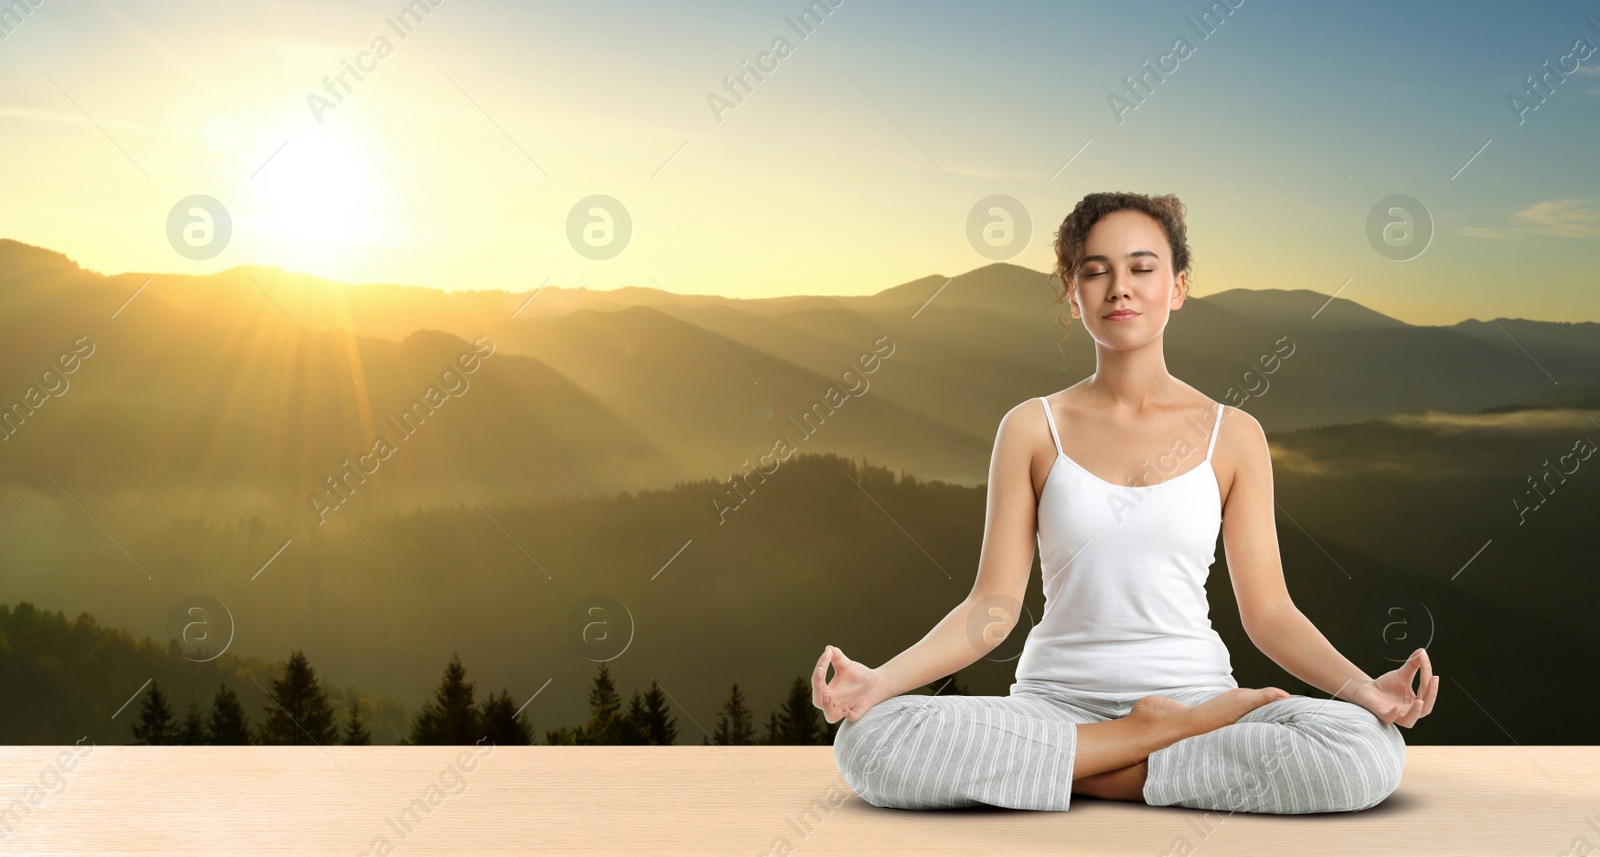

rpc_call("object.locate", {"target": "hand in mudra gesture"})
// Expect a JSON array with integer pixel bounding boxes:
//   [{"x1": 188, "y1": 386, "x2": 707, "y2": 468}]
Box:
[
  {"x1": 812, "y1": 645, "x2": 886, "y2": 725},
  {"x1": 1350, "y1": 647, "x2": 1440, "y2": 727}
]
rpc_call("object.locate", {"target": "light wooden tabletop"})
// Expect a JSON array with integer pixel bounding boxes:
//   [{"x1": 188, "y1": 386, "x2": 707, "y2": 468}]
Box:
[{"x1": 0, "y1": 744, "x2": 1591, "y2": 855}]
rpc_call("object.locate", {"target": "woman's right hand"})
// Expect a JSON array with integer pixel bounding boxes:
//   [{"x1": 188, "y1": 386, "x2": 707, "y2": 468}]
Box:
[{"x1": 812, "y1": 645, "x2": 885, "y2": 724}]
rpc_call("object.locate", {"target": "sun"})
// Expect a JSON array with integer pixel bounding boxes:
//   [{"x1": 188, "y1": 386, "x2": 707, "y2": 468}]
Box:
[{"x1": 248, "y1": 128, "x2": 390, "y2": 269}]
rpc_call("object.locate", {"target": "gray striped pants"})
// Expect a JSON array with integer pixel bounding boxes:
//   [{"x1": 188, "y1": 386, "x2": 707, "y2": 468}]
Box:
[{"x1": 831, "y1": 679, "x2": 1407, "y2": 813}]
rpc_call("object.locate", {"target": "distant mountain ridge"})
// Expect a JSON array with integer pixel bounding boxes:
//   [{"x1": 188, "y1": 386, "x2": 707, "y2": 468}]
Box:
[
  {"x1": 1203, "y1": 287, "x2": 1412, "y2": 329},
  {"x1": 3, "y1": 237, "x2": 1598, "y2": 518}
]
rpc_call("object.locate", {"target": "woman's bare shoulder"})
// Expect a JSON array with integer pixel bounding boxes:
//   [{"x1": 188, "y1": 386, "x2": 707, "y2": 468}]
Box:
[
  {"x1": 997, "y1": 395, "x2": 1055, "y2": 448},
  {"x1": 1213, "y1": 403, "x2": 1270, "y2": 476},
  {"x1": 1216, "y1": 402, "x2": 1264, "y2": 442}
]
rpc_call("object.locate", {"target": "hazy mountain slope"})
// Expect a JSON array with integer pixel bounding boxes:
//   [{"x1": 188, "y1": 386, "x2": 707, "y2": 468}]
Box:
[
  {"x1": 1447, "y1": 317, "x2": 1600, "y2": 385},
  {"x1": 1204, "y1": 287, "x2": 1411, "y2": 330}
]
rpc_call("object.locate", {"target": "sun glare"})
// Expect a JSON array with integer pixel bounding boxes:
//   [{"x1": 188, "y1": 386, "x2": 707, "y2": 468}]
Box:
[{"x1": 248, "y1": 129, "x2": 390, "y2": 269}]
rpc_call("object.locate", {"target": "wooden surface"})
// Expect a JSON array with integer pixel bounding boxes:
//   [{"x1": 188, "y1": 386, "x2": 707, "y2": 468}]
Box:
[{"x1": 0, "y1": 745, "x2": 1595, "y2": 855}]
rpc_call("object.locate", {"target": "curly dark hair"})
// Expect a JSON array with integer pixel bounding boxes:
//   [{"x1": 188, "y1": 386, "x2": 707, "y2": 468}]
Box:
[{"x1": 1050, "y1": 192, "x2": 1193, "y2": 331}]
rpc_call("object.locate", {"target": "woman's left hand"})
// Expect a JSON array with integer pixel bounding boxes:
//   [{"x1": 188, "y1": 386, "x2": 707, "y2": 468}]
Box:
[{"x1": 1349, "y1": 647, "x2": 1439, "y2": 727}]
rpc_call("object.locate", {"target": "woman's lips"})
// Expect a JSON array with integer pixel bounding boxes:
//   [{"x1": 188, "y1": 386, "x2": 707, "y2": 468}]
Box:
[{"x1": 1105, "y1": 311, "x2": 1139, "y2": 321}]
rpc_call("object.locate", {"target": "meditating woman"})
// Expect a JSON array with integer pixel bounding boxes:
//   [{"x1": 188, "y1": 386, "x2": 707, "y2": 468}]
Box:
[{"x1": 813, "y1": 191, "x2": 1440, "y2": 813}]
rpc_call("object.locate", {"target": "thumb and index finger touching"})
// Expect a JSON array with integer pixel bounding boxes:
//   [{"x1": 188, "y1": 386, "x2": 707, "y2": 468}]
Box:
[
  {"x1": 821, "y1": 644, "x2": 851, "y2": 667},
  {"x1": 813, "y1": 645, "x2": 841, "y2": 698},
  {"x1": 1388, "y1": 647, "x2": 1438, "y2": 726}
]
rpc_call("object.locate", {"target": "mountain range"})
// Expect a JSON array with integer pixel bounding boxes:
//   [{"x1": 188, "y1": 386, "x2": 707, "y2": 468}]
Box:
[{"x1": 1, "y1": 238, "x2": 1595, "y2": 744}]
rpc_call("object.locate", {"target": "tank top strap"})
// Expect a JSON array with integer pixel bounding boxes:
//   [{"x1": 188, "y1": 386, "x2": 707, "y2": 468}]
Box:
[
  {"x1": 1039, "y1": 396, "x2": 1064, "y2": 456},
  {"x1": 1204, "y1": 401, "x2": 1225, "y2": 460}
]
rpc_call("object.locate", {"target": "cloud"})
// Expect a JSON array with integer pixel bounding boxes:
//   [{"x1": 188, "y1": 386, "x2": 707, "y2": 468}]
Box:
[
  {"x1": 1514, "y1": 199, "x2": 1600, "y2": 236},
  {"x1": 1462, "y1": 198, "x2": 1600, "y2": 239},
  {"x1": 1390, "y1": 409, "x2": 1600, "y2": 434},
  {"x1": 1272, "y1": 409, "x2": 1599, "y2": 477}
]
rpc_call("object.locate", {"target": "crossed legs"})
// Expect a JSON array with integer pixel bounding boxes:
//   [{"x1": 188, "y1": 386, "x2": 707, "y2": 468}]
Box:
[
  {"x1": 1140, "y1": 687, "x2": 1408, "y2": 813},
  {"x1": 832, "y1": 685, "x2": 1406, "y2": 813}
]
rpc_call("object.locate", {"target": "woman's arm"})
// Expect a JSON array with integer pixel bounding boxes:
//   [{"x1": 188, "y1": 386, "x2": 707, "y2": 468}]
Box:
[
  {"x1": 1220, "y1": 408, "x2": 1376, "y2": 698},
  {"x1": 1219, "y1": 408, "x2": 1439, "y2": 724},
  {"x1": 814, "y1": 401, "x2": 1043, "y2": 723}
]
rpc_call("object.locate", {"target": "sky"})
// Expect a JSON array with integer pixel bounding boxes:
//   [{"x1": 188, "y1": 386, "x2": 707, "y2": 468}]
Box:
[{"x1": 1, "y1": 0, "x2": 1598, "y2": 325}]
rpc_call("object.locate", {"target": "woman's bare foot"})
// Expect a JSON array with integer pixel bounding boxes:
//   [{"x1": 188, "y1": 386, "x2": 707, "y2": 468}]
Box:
[
  {"x1": 1129, "y1": 687, "x2": 1290, "y2": 744},
  {"x1": 1070, "y1": 686, "x2": 1290, "y2": 780},
  {"x1": 1185, "y1": 687, "x2": 1292, "y2": 734}
]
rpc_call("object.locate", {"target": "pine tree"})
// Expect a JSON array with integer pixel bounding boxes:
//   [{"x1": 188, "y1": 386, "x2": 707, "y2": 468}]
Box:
[
  {"x1": 259, "y1": 650, "x2": 338, "y2": 745},
  {"x1": 544, "y1": 662, "x2": 635, "y2": 745},
  {"x1": 578, "y1": 662, "x2": 625, "y2": 745},
  {"x1": 760, "y1": 710, "x2": 781, "y2": 746},
  {"x1": 177, "y1": 700, "x2": 206, "y2": 745},
  {"x1": 407, "y1": 653, "x2": 479, "y2": 744},
  {"x1": 637, "y1": 681, "x2": 677, "y2": 745},
  {"x1": 479, "y1": 688, "x2": 533, "y2": 745},
  {"x1": 709, "y1": 682, "x2": 756, "y2": 746},
  {"x1": 770, "y1": 676, "x2": 828, "y2": 745},
  {"x1": 131, "y1": 682, "x2": 175, "y2": 745},
  {"x1": 619, "y1": 690, "x2": 649, "y2": 744},
  {"x1": 206, "y1": 684, "x2": 252, "y2": 744},
  {"x1": 343, "y1": 698, "x2": 372, "y2": 745}
]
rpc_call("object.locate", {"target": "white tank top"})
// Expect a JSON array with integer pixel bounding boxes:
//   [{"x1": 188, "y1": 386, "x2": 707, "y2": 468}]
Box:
[{"x1": 1014, "y1": 395, "x2": 1238, "y2": 696}]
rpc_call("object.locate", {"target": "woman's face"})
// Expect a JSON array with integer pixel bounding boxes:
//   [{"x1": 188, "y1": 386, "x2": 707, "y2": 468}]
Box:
[{"x1": 1067, "y1": 209, "x2": 1188, "y2": 349}]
